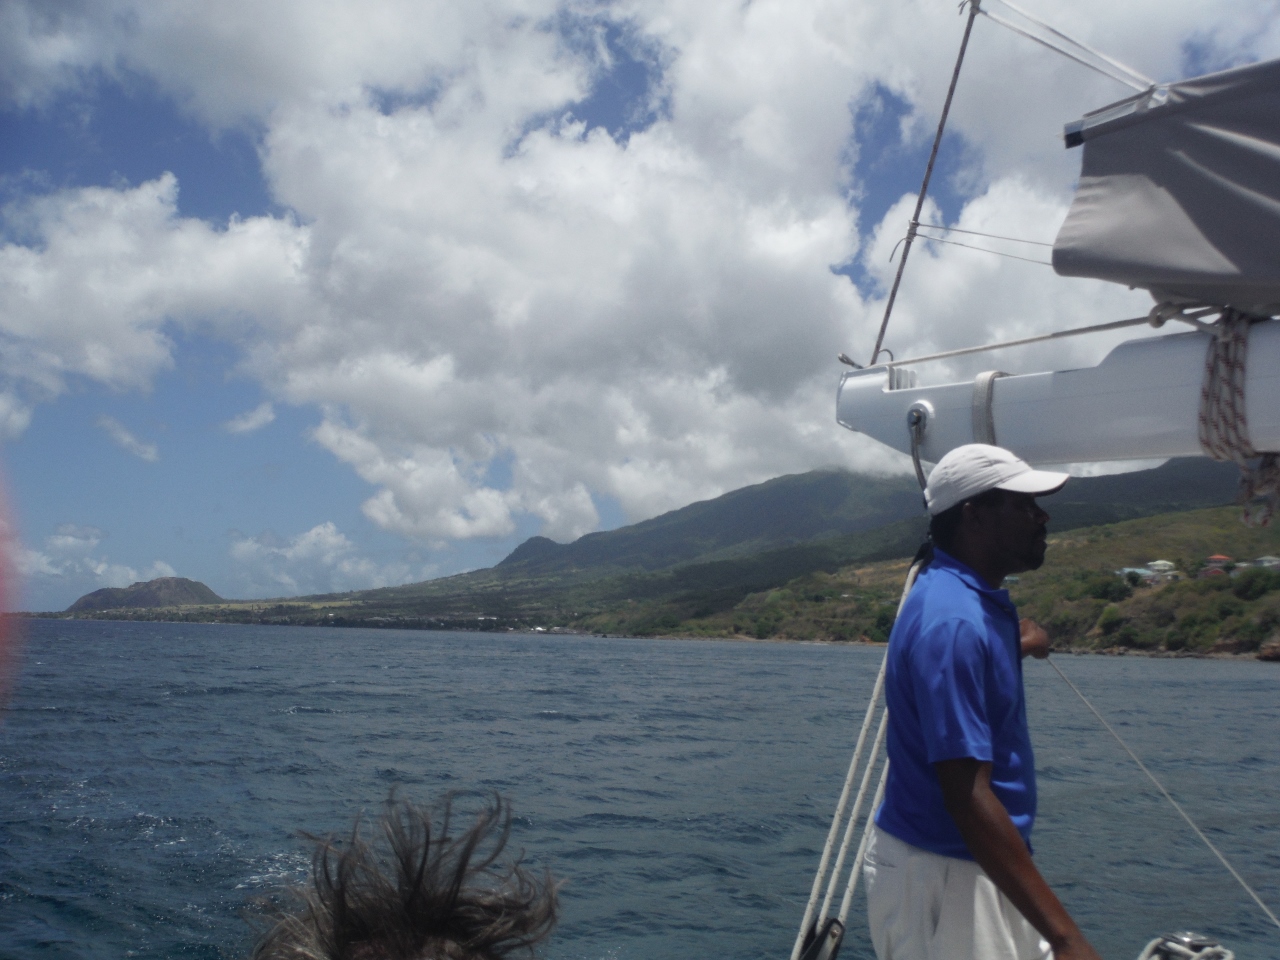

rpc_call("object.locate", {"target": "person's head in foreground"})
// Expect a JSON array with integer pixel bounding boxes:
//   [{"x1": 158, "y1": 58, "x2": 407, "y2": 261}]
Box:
[
  {"x1": 924, "y1": 443, "x2": 1068, "y2": 585},
  {"x1": 251, "y1": 794, "x2": 558, "y2": 960}
]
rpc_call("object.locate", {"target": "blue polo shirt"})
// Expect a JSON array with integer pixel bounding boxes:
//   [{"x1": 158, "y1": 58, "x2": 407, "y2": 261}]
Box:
[{"x1": 874, "y1": 547, "x2": 1036, "y2": 860}]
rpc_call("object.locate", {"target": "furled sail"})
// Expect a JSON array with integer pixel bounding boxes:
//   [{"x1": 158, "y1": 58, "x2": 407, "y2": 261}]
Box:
[{"x1": 1053, "y1": 57, "x2": 1280, "y2": 315}]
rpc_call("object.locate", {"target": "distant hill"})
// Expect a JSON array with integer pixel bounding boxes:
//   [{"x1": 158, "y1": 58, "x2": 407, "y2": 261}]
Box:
[
  {"x1": 68, "y1": 577, "x2": 223, "y2": 613},
  {"x1": 201, "y1": 456, "x2": 1239, "y2": 625},
  {"x1": 56, "y1": 457, "x2": 1243, "y2": 629},
  {"x1": 495, "y1": 457, "x2": 1239, "y2": 578},
  {"x1": 1042, "y1": 457, "x2": 1241, "y2": 531},
  {"x1": 497, "y1": 470, "x2": 925, "y2": 574}
]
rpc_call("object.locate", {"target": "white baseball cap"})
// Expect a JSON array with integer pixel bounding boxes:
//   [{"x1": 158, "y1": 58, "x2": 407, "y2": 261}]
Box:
[{"x1": 924, "y1": 444, "x2": 1068, "y2": 516}]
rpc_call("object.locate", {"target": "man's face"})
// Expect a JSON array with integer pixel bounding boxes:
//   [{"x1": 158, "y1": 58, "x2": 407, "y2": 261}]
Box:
[{"x1": 974, "y1": 490, "x2": 1051, "y2": 574}]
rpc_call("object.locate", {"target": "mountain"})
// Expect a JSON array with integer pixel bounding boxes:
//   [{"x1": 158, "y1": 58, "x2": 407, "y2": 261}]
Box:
[
  {"x1": 68, "y1": 577, "x2": 224, "y2": 613},
  {"x1": 258, "y1": 457, "x2": 1242, "y2": 626},
  {"x1": 1040, "y1": 457, "x2": 1242, "y2": 531},
  {"x1": 497, "y1": 470, "x2": 925, "y2": 574},
  {"x1": 56, "y1": 457, "x2": 1243, "y2": 629},
  {"x1": 495, "y1": 457, "x2": 1240, "y2": 578}
]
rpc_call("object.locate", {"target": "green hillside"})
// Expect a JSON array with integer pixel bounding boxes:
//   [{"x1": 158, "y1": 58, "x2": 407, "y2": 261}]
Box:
[
  {"x1": 664, "y1": 506, "x2": 1280, "y2": 656},
  {"x1": 495, "y1": 469, "x2": 926, "y2": 574},
  {"x1": 52, "y1": 458, "x2": 1257, "y2": 649},
  {"x1": 1008, "y1": 507, "x2": 1280, "y2": 654},
  {"x1": 484, "y1": 457, "x2": 1240, "y2": 578},
  {"x1": 64, "y1": 506, "x2": 1280, "y2": 659}
]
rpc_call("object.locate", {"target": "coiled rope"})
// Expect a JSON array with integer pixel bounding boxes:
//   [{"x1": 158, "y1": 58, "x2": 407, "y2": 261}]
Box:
[{"x1": 1195, "y1": 308, "x2": 1280, "y2": 526}]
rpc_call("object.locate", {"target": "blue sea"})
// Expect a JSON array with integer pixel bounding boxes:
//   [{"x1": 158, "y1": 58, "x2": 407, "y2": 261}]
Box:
[{"x1": 1, "y1": 620, "x2": 1278, "y2": 960}]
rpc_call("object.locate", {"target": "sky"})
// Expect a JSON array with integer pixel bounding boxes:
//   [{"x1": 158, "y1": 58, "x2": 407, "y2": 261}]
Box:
[{"x1": 1, "y1": 0, "x2": 1277, "y2": 611}]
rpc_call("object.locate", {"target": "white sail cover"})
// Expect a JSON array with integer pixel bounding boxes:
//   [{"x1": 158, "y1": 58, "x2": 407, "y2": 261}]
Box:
[{"x1": 1053, "y1": 57, "x2": 1280, "y2": 314}]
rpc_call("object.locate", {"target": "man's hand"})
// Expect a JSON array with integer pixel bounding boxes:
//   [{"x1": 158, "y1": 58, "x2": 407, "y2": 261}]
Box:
[
  {"x1": 936, "y1": 758, "x2": 1103, "y2": 960},
  {"x1": 1020, "y1": 618, "x2": 1050, "y2": 660}
]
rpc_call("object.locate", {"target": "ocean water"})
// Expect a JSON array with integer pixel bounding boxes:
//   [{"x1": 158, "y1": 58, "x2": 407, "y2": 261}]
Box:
[{"x1": 1, "y1": 620, "x2": 1277, "y2": 960}]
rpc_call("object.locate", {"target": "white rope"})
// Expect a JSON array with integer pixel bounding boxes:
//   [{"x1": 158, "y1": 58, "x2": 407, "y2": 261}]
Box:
[
  {"x1": 1048, "y1": 657, "x2": 1280, "y2": 934},
  {"x1": 819, "y1": 708, "x2": 889, "y2": 923},
  {"x1": 789, "y1": 558, "x2": 923, "y2": 960},
  {"x1": 981, "y1": 0, "x2": 1154, "y2": 91},
  {"x1": 1196, "y1": 308, "x2": 1280, "y2": 526},
  {"x1": 788, "y1": 654, "x2": 888, "y2": 960},
  {"x1": 909, "y1": 409, "x2": 928, "y2": 491},
  {"x1": 836, "y1": 759, "x2": 890, "y2": 925}
]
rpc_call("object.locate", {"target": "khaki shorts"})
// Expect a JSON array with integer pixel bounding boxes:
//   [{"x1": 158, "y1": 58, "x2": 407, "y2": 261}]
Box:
[{"x1": 864, "y1": 826, "x2": 1052, "y2": 960}]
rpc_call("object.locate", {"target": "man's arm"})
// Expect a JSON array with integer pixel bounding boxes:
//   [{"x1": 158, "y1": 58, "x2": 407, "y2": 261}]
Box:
[{"x1": 936, "y1": 757, "x2": 1102, "y2": 960}]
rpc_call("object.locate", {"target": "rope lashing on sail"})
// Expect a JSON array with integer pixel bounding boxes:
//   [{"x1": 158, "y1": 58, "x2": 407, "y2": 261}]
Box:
[
  {"x1": 1048, "y1": 657, "x2": 1280, "y2": 935},
  {"x1": 979, "y1": 0, "x2": 1155, "y2": 92},
  {"x1": 1193, "y1": 307, "x2": 1280, "y2": 526}
]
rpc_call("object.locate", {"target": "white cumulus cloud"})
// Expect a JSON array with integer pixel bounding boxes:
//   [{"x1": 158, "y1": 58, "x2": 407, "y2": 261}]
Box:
[
  {"x1": 229, "y1": 522, "x2": 427, "y2": 596},
  {"x1": 15, "y1": 523, "x2": 178, "y2": 609},
  {"x1": 0, "y1": 0, "x2": 1275, "y2": 561}
]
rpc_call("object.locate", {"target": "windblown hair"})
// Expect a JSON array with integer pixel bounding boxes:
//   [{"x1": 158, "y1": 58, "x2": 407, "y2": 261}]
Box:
[{"x1": 251, "y1": 794, "x2": 558, "y2": 960}]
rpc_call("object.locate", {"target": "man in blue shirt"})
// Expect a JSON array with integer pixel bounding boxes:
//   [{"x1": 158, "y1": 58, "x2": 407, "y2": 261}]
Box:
[{"x1": 865, "y1": 444, "x2": 1102, "y2": 960}]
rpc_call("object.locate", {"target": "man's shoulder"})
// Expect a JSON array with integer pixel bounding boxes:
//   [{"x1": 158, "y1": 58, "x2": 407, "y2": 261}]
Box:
[
  {"x1": 907, "y1": 562, "x2": 988, "y2": 622},
  {"x1": 892, "y1": 565, "x2": 994, "y2": 661}
]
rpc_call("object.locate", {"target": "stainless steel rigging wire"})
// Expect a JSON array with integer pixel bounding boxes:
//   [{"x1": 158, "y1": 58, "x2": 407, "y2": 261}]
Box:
[
  {"x1": 982, "y1": 0, "x2": 1154, "y2": 92},
  {"x1": 867, "y1": 0, "x2": 983, "y2": 366},
  {"x1": 1047, "y1": 656, "x2": 1280, "y2": 934},
  {"x1": 914, "y1": 224, "x2": 1054, "y2": 247},
  {"x1": 864, "y1": 0, "x2": 1158, "y2": 366},
  {"x1": 915, "y1": 234, "x2": 1053, "y2": 266}
]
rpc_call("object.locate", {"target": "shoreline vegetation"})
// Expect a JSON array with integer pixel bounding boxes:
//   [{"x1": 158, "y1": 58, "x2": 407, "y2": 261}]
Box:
[{"x1": 29, "y1": 504, "x2": 1280, "y2": 661}]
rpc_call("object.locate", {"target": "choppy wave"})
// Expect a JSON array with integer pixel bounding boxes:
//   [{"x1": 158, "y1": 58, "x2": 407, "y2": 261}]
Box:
[{"x1": 1, "y1": 620, "x2": 1277, "y2": 960}]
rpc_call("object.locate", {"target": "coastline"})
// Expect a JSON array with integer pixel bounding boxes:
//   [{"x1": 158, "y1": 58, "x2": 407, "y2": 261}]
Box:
[{"x1": 19, "y1": 614, "x2": 1279, "y2": 661}]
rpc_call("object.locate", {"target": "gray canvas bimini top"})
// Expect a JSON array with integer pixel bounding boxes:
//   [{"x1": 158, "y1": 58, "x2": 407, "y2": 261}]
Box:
[{"x1": 1053, "y1": 57, "x2": 1280, "y2": 315}]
